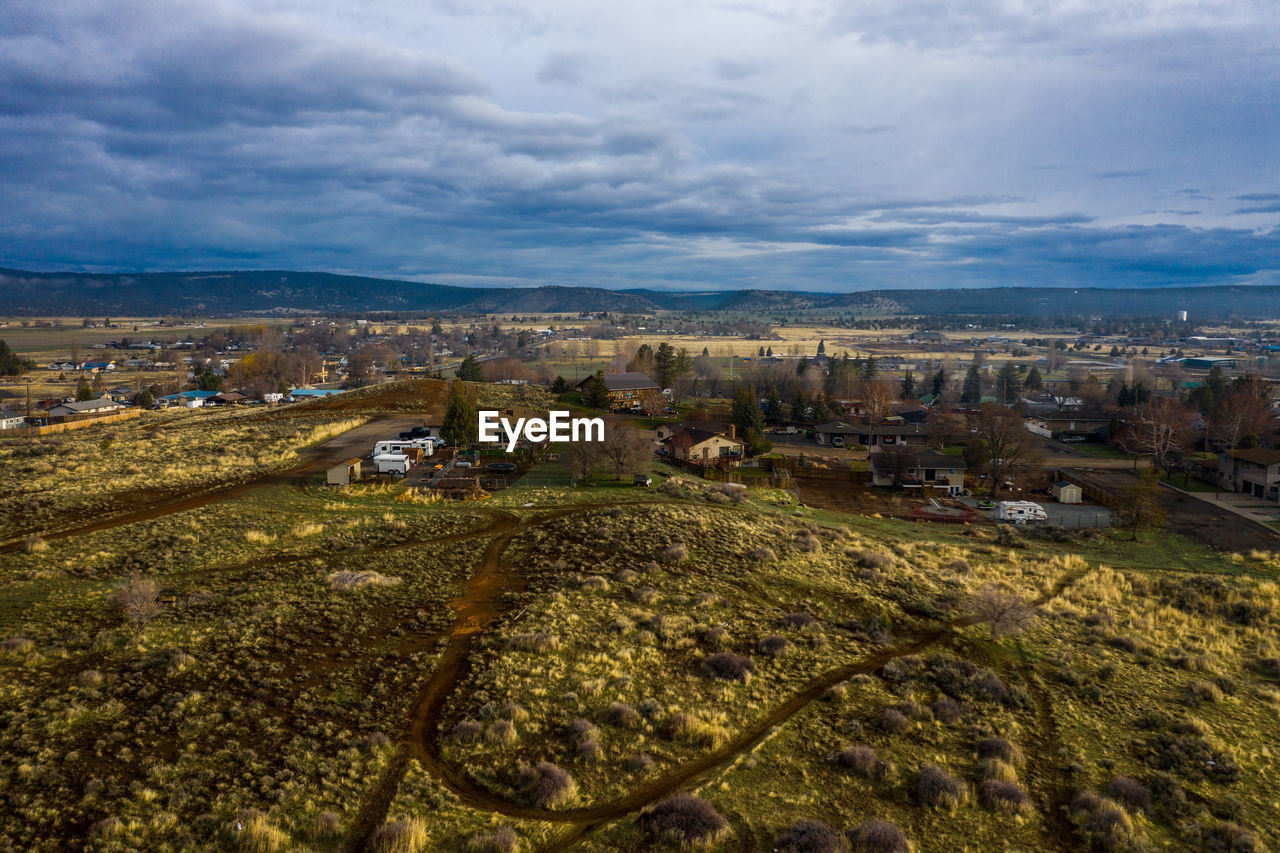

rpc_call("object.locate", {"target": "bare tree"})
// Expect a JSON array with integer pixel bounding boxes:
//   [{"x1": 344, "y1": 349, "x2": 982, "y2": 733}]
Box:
[
  {"x1": 113, "y1": 577, "x2": 160, "y2": 637},
  {"x1": 637, "y1": 388, "x2": 665, "y2": 417},
  {"x1": 875, "y1": 444, "x2": 918, "y2": 488},
  {"x1": 967, "y1": 584, "x2": 1035, "y2": 639},
  {"x1": 859, "y1": 377, "x2": 897, "y2": 426},
  {"x1": 1112, "y1": 470, "x2": 1168, "y2": 540},
  {"x1": 559, "y1": 443, "x2": 600, "y2": 483},
  {"x1": 597, "y1": 424, "x2": 653, "y2": 480},
  {"x1": 1118, "y1": 398, "x2": 1194, "y2": 466},
  {"x1": 967, "y1": 404, "x2": 1042, "y2": 499}
]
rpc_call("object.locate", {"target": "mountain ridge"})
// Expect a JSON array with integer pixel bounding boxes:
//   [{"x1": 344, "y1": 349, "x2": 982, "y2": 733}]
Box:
[{"x1": 2, "y1": 267, "x2": 1278, "y2": 319}]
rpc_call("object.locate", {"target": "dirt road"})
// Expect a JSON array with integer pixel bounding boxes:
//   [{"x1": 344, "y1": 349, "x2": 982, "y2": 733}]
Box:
[{"x1": 0, "y1": 415, "x2": 421, "y2": 552}]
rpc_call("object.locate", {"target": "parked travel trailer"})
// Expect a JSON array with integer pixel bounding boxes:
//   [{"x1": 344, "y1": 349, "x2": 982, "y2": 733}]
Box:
[
  {"x1": 998, "y1": 500, "x2": 1048, "y2": 524},
  {"x1": 373, "y1": 453, "x2": 411, "y2": 477},
  {"x1": 373, "y1": 439, "x2": 435, "y2": 458}
]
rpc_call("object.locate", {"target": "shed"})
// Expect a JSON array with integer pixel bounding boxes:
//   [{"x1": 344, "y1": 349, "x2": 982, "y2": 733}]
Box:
[
  {"x1": 1052, "y1": 480, "x2": 1082, "y2": 504},
  {"x1": 327, "y1": 457, "x2": 362, "y2": 486}
]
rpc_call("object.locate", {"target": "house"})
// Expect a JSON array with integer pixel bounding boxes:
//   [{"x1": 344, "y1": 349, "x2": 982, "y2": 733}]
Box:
[
  {"x1": 654, "y1": 420, "x2": 726, "y2": 441},
  {"x1": 210, "y1": 391, "x2": 248, "y2": 405},
  {"x1": 1023, "y1": 413, "x2": 1113, "y2": 442},
  {"x1": 327, "y1": 458, "x2": 362, "y2": 486},
  {"x1": 0, "y1": 414, "x2": 26, "y2": 430},
  {"x1": 1219, "y1": 449, "x2": 1280, "y2": 500},
  {"x1": 869, "y1": 447, "x2": 968, "y2": 495},
  {"x1": 662, "y1": 426, "x2": 744, "y2": 465},
  {"x1": 47, "y1": 397, "x2": 125, "y2": 418},
  {"x1": 1052, "y1": 481, "x2": 1083, "y2": 504},
  {"x1": 82, "y1": 361, "x2": 116, "y2": 372},
  {"x1": 576, "y1": 372, "x2": 660, "y2": 411},
  {"x1": 814, "y1": 421, "x2": 960, "y2": 447}
]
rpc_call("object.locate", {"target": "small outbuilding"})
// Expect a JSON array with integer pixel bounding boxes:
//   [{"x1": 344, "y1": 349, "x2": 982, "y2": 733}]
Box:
[
  {"x1": 327, "y1": 457, "x2": 362, "y2": 486},
  {"x1": 1052, "y1": 480, "x2": 1082, "y2": 504}
]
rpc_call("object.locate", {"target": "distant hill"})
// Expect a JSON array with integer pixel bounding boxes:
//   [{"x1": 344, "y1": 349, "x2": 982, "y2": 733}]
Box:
[{"x1": 2, "y1": 267, "x2": 1278, "y2": 319}]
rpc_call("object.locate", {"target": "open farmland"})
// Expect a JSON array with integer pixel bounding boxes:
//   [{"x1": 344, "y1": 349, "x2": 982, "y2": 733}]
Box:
[{"x1": 0, "y1": 405, "x2": 1278, "y2": 853}]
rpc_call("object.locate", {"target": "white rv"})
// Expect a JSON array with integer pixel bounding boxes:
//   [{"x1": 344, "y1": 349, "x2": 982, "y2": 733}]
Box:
[
  {"x1": 998, "y1": 500, "x2": 1048, "y2": 524},
  {"x1": 373, "y1": 439, "x2": 435, "y2": 458},
  {"x1": 373, "y1": 453, "x2": 411, "y2": 477}
]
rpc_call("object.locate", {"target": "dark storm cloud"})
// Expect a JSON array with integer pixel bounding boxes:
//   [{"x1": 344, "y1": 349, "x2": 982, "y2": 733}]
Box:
[{"x1": 0, "y1": 0, "x2": 1278, "y2": 290}]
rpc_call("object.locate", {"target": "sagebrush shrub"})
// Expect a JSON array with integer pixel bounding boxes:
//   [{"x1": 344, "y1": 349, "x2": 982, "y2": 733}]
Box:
[
  {"x1": 835, "y1": 745, "x2": 893, "y2": 781},
  {"x1": 639, "y1": 793, "x2": 730, "y2": 849},
  {"x1": 701, "y1": 652, "x2": 755, "y2": 682},
  {"x1": 517, "y1": 762, "x2": 577, "y2": 808},
  {"x1": 848, "y1": 819, "x2": 911, "y2": 853},
  {"x1": 979, "y1": 779, "x2": 1031, "y2": 815},
  {"x1": 915, "y1": 765, "x2": 967, "y2": 810},
  {"x1": 775, "y1": 819, "x2": 849, "y2": 853},
  {"x1": 466, "y1": 825, "x2": 520, "y2": 853}
]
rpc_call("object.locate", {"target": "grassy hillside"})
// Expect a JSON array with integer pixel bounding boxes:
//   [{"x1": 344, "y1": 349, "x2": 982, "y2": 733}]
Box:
[{"x1": 1, "y1": 440, "x2": 1278, "y2": 852}]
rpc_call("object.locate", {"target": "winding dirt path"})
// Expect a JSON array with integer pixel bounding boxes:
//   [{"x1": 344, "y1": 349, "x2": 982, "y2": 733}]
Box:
[{"x1": 342, "y1": 502, "x2": 1096, "y2": 852}]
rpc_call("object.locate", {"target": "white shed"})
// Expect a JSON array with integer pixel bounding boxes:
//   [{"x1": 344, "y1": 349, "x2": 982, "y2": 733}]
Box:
[{"x1": 1052, "y1": 480, "x2": 1082, "y2": 504}]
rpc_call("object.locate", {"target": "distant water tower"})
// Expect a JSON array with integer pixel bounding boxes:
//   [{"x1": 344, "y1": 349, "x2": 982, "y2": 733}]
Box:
[{"x1": 1177, "y1": 310, "x2": 1188, "y2": 322}]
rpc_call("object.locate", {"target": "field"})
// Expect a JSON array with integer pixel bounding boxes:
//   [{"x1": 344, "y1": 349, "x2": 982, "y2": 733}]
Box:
[{"x1": 2, "y1": 407, "x2": 1279, "y2": 852}]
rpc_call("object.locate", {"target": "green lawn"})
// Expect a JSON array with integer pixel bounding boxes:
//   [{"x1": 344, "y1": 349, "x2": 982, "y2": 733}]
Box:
[
  {"x1": 1155, "y1": 471, "x2": 1220, "y2": 492},
  {"x1": 1073, "y1": 443, "x2": 1136, "y2": 459}
]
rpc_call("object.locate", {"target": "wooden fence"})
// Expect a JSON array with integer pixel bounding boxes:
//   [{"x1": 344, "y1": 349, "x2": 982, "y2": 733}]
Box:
[{"x1": 0, "y1": 409, "x2": 141, "y2": 436}]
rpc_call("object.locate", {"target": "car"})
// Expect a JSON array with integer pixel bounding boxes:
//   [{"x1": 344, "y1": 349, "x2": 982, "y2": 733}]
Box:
[
  {"x1": 831, "y1": 436, "x2": 845, "y2": 447},
  {"x1": 398, "y1": 426, "x2": 433, "y2": 440},
  {"x1": 784, "y1": 426, "x2": 798, "y2": 435}
]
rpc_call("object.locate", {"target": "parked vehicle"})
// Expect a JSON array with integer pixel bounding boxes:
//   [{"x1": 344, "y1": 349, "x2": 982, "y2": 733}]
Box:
[
  {"x1": 784, "y1": 426, "x2": 798, "y2": 435},
  {"x1": 399, "y1": 426, "x2": 433, "y2": 440},
  {"x1": 998, "y1": 500, "x2": 1048, "y2": 524},
  {"x1": 831, "y1": 435, "x2": 845, "y2": 447},
  {"x1": 374, "y1": 439, "x2": 434, "y2": 458},
  {"x1": 373, "y1": 453, "x2": 411, "y2": 477},
  {"x1": 634, "y1": 473, "x2": 652, "y2": 487}
]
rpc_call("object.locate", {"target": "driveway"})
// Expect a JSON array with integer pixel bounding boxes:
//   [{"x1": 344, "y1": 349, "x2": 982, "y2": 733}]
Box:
[{"x1": 958, "y1": 496, "x2": 1111, "y2": 528}]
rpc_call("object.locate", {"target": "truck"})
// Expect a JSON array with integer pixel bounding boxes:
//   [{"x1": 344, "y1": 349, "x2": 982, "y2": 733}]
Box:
[
  {"x1": 998, "y1": 500, "x2": 1048, "y2": 524},
  {"x1": 399, "y1": 425, "x2": 435, "y2": 440},
  {"x1": 373, "y1": 453, "x2": 411, "y2": 477}
]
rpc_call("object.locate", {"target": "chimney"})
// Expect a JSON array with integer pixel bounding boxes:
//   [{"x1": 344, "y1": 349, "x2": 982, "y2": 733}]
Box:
[{"x1": 728, "y1": 424, "x2": 736, "y2": 440}]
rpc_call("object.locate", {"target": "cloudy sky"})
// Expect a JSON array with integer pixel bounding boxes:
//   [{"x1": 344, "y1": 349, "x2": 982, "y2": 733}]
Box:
[{"x1": 2, "y1": 0, "x2": 1279, "y2": 291}]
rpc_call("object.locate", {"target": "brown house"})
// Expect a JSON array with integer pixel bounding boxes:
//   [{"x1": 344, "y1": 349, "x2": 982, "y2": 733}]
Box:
[{"x1": 663, "y1": 426, "x2": 744, "y2": 465}]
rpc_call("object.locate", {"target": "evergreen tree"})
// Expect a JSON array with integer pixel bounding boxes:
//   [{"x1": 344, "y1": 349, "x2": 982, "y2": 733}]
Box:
[
  {"x1": 758, "y1": 346, "x2": 765, "y2": 358},
  {"x1": 764, "y1": 386, "x2": 784, "y2": 423},
  {"x1": 653, "y1": 342, "x2": 677, "y2": 388},
  {"x1": 766, "y1": 346, "x2": 773, "y2": 357},
  {"x1": 584, "y1": 370, "x2": 613, "y2": 410},
  {"x1": 817, "y1": 340, "x2": 826, "y2": 356},
  {"x1": 702, "y1": 346, "x2": 709, "y2": 357},
  {"x1": 731, "y1": 385, "x2": 765, "y2": 439},
  {"x1": 900, "y1": 370, "x2": 917, "y2": 399},
  {"x1": 995, "y1": 362, "x2": 1022, "y2": 403},
  {"x1": 741, "y1": 427, "x2": 772, "y2": 458},
  {"x1": 1023, "y1": 366, "x2": 1043, "y2": 391},
  {"x1": 133, "y1": 388, "x2": 154, "y2": 408},
  {"x1": 441, "y1": 380, "x2": 478, "y2": 446},
  {"x1": 75, "y1": 375, "x2": 94, "y2": 401},
  {"x1": 860, "y1": 356, "x2": 876, "y2": 380},
  {"x1": 0, "y1": 340, "x2": 29, "y2": 376},
  {"x1": 930, "y1": 368, "x2": 947, "y2": 398},
  {"x1": 551, "y1": 376, "x2": 568, "y2": 394},
  {"x1": 455, "y1": 353, "x2": 483, "y2": 382},
  {"x1": 791, "y1": 390, "x2": 810, "y2": 423},
  {"x1": 960, "y1": 365, "x2": 983, "y2": 403}
]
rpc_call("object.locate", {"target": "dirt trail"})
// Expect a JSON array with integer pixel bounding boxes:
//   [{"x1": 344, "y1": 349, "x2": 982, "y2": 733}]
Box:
[
  {"x1": 341, "y1": 499, "x2": 1096, "y2": 851},
  {"x1": 0, "y1": 416, "x2": 418, "y2": 552}
]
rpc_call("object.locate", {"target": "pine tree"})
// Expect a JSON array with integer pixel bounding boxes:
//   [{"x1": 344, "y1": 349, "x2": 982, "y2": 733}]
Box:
[
  {"x1": 995, "y1": 362, "x2": 1022, "y2": 403},
  {"x1": 791, "y1": 390, "x2": 810, "y2": 423},
  {"x1": 551, "y1": 376, "x2": 568, "y2": 394},
  {"x1": 732, "y1": 385, "x2": 765, "y2": 439},
  {"x1": 900, "y1": 370, "x2": 917, "y2": 399},
  {"x1": 441, "y1": 380, "x2": 478, "y2": 446},
  {"x1": 931, "y1": 368, "x2": 947, "y2": 398},
  {"x1": 75, "y1": 376, "x2": 94, "y2": 401},
  {"x1": 455, "y1": 354, "x2": 483, "y2": 382},
  {"x1": 653, "y1": 342, "x2": 677, "y2": 388},
  {"x1": 764, "y1": 386, "x2": 784, "y2": 423},
  {"x1": 960, "y1": 365, "x2": 983, "y2": 403},
  {"x1": 817, "y1": 340, "x2": 826, "y2": 356},
  {"x1": 1023, "y1": 366, "x2": 1043, "y2": 391}
]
